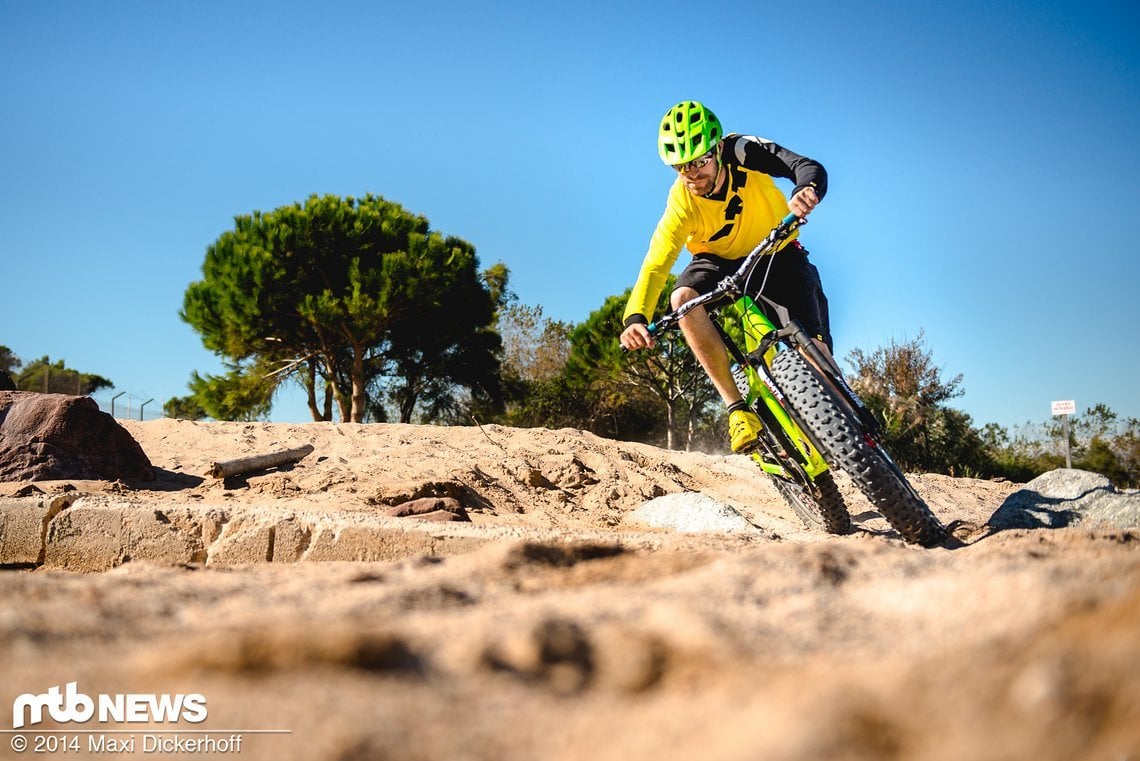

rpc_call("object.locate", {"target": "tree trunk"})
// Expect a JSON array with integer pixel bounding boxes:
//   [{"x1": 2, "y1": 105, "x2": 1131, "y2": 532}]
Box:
[
  {"x1": 350, "y1": 342, "x2": 367, "y2": 423},
  {"x1": 315, "y1": 348, "x2": 351, "y2": 423},
  {"x1": 326, "y1": 366, "x2": 350, "y2": 423},
  {"x1": 305, "y1": 361, "x2": 322, "y2": 421},
  {"x1": 400, "y1": 385, "x2": 418, "y2": 424}
]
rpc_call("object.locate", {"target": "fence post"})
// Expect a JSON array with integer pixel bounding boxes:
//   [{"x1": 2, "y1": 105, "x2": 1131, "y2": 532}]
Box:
[
  {"x1": 111, "y1": 391, "x2": 126, "y2": 417},
  {"x1": 140, "y1": 398, "x2": 154, "y2": 421}
]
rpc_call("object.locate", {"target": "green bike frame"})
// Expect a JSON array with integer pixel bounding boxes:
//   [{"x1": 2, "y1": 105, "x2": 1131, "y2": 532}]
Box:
[{"x1": 729, "y1": 295, "x2": 831, "y2": 480}]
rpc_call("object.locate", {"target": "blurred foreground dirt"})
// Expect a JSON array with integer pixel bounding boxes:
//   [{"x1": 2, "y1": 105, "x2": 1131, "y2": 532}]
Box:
[{"x1": 1, "y1": 420, "x2": 1137, "y2": 761}]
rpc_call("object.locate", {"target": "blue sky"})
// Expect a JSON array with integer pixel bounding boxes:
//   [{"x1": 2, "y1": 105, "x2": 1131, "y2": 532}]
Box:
[{"x1": 2, "y1": 0, "x2": 1137, "y2": 431}]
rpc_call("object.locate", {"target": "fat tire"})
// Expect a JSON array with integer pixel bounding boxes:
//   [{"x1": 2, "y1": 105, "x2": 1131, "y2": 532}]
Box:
[
  {"x1": 770, "y1": 349, "x2": 948, "y2": 547},
  {"x1": 771, "y1": 471, "x2": 852, "y2": 535}
]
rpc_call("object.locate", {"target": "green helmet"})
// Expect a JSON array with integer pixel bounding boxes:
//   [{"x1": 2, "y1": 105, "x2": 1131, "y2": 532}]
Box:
[{"x1": 658, "y1": 101, "x2": 723, "y2": 165}]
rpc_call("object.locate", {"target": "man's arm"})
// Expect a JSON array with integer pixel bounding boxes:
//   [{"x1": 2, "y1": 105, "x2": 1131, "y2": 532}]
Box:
[
  {"x1": 621, "y1": 184, "x2": 691, "y2": 327},
  {"x1": 730, "y1": 134, "x2": 828, "y2": 200}
]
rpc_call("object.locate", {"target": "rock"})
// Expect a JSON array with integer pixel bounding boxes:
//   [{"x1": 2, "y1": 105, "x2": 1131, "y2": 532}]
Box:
[
  {"x1": 381, "y1": 497, "x2": 470, "y2": 522},
  {"x1": 0, "y1": 391, "x2": 154, "y2": 482},
  {"x1": 628, "y1": 492, "x2": 756, "y2": 533},
  {"x1": 988, "y1": 469, "x2": 1140, "y2": 531}
]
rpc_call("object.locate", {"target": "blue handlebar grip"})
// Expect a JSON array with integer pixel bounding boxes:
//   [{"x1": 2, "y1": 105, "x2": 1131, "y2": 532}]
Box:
[
  {"x1": 647, "y1": 322, "x2": 657, "y2": 335},
  {"x1": 781, "y1": 212, "x2": 798, "y2": 227}
]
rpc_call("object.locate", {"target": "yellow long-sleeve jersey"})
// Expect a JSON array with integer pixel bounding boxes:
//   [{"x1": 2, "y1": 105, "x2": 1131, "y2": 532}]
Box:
[{"x1": 623, "y1": 134, "x2": 828, "y2": 325}]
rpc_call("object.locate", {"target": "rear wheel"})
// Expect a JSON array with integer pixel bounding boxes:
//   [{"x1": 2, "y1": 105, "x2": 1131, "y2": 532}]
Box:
[
  {"x1": 769, "y1": 470, "x2": 852, "y2": 535},
  {"x1": 770, "y1": 349, "x2": 947, "y2": 547}
]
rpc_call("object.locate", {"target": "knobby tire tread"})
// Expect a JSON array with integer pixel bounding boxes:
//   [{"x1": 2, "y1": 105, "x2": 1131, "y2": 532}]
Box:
[
  {"x1": 769, "y1": 349, "x2": 947, "y2": 547},
  {"x1": 772, "y1": 471, "x2": 852, "y2": 535},
  {"x1": 813, "y1": 472, "x2": 852, "y2": 535}
]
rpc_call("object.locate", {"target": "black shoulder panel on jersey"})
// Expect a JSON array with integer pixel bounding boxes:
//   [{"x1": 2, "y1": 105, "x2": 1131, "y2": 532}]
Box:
[{"x1": 723, "y1": 134, "x2": 828, "y2": 199}]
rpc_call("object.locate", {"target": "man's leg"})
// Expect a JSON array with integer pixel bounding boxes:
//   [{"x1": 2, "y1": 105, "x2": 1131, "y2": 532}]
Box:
[
  {"x1": 672, "y1": 287, "x2": 740, "y2": 405},
  {"x1": 762, "y1": 245, "x2": 839, "y2": 375},
  {"x1": 672, "y1": 286, "x2": 761, "y2": 452}
]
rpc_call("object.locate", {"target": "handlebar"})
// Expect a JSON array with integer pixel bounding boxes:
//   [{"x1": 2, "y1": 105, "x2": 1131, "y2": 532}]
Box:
[{"x1": 645, "y1": 212, "x2": 803, "y2": 340}]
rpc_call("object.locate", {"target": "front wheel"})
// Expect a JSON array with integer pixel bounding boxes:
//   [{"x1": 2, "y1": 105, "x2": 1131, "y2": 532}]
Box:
[
  {"x1": 768, "y1": 470, "x2": 852, "y2": 535},
  {"x1": 770, "y1": 349, "x2": 948, "y2": 547}
]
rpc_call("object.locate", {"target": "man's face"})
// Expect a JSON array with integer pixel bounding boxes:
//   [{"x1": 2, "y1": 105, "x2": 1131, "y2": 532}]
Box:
[{"x1": 674, "y1": 148, "x2": 720, "y2": 196}]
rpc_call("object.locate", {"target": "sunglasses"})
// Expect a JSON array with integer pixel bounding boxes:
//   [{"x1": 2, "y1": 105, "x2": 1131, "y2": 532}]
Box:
[{"x1": 674, "y1": 150, "x2": 717, "y2": 174}]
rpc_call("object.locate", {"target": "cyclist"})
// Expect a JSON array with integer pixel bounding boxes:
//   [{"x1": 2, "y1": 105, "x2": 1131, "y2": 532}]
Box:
[{"x1": 619, "y1": 100, "x2": 832, "y2": 453}]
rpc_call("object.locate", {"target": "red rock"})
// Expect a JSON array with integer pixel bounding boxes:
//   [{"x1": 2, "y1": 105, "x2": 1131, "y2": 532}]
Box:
[
  {"x1": 381, "y1": 496, "x2": 470, "y2": 522},
  {"x1": 0, "y1": 391, "x2": 154, "y2": 482}
]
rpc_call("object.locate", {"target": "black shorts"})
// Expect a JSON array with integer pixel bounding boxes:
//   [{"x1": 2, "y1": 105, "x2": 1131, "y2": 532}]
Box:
[{"x1": 674, "y1": 240, "x2": 833, "y2": 350}]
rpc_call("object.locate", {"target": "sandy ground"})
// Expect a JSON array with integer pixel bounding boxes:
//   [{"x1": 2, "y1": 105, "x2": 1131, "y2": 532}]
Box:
[{"x1": 1, "y1": 419, "x2": 1138, "y2": 761}]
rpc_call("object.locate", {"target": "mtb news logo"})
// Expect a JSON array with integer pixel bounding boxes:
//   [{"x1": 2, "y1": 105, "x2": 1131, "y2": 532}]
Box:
[{"x1": 12, "y1": 683, "x2": 207, "y2": 729}]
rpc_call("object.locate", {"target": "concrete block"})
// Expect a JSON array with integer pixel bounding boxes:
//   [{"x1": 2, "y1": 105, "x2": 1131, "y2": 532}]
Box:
[
  {"x1": 44, "y1": 501, "x2": 206, "y2": 571},
  {"x1": 44, "y1": 503, "x2": 127, "y2": 571},
  {"x1": 0, "y1": 497, "x2": 49, "y2": 564},
  {"x1": 270, "y1": 517, "x2": 313, "y2": 563},
  {"x1": 206, "y1": 517, "x2": 274, "y2": 565},
  {"x1": 302, "y1": 524, "x2": 486, "y2": 562},
  {"x1": 123, "y1": 507, "x2": 207, "y2": 565}
]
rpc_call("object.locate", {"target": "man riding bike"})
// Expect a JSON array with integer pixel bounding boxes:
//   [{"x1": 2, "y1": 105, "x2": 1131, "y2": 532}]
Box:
[{"x1": 619, "y1": 100, "x2": 834, "y2": 454}]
